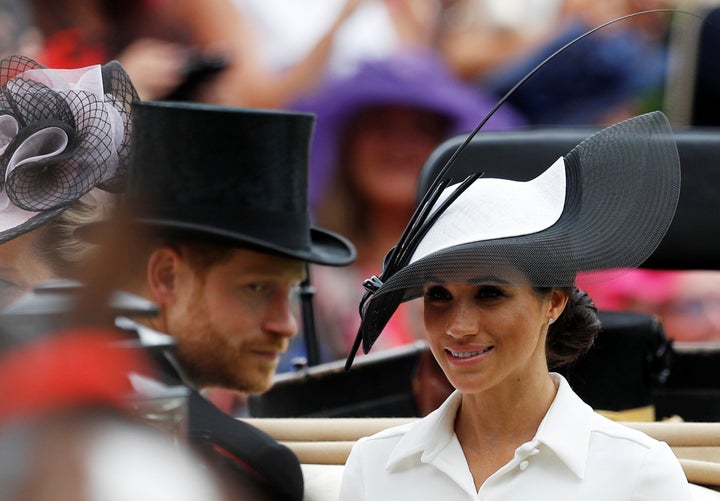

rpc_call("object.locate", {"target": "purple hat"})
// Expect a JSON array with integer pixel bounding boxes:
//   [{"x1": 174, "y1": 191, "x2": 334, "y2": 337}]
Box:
[{"x1": 290, "y1": 50, "x2": 526, "y2": 209}]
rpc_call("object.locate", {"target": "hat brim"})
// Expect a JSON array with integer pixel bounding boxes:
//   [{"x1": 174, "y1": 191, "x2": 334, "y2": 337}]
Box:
[
  {"x1": 0, "y1": 205, "x2": 67, "y2": 244},
  {"x1": 79, "y1": 218, "x2": 357, "y2": 267}
]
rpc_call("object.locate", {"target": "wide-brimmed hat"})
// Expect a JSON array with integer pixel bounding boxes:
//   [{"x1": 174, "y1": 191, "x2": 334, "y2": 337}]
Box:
[
  {"x1": 118, "y1": 100, "x2": 356, "y2": 266},
  {"x1": 0, "y1": 55, "x2": 138, "y2": 243},
  {"x1": 290, "y1": 50, "x2": 526, "y2": 209},
  {"x1": 348, "y1": 111, "x2": 680, "y2": 361}
]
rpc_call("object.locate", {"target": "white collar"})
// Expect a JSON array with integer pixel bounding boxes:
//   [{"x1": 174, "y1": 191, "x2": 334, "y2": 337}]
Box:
[{"x1": 385, "y1": 373, "x2": 595, "y2": 480}]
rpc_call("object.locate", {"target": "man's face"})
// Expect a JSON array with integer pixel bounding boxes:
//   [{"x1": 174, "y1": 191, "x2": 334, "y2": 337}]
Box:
[{"x1": 164, "y1": 248, "x2": 306, "y2": 393}]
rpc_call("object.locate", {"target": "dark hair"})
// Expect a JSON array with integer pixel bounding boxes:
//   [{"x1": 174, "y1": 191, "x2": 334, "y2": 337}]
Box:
[
  {"x1": 175, "y1": 241, "x2": 234, "y2": 274},
  {"x1": 538, "y1": 287, "x2": 601, "y2": 369},
  {"x1": 125, "y1": 236, "x2": 235, "y2": 291}
]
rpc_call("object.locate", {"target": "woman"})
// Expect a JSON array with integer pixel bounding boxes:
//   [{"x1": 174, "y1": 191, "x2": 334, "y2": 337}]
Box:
[
  {"x1": 0, "y1": 54, "x2": 138, "y2": 309},
  {"x1": 340, "y1": 111, "x2": 690, "y2": 498},
  {"x1": 289, "y1": 51, "x2": 524, "y2": 365}
]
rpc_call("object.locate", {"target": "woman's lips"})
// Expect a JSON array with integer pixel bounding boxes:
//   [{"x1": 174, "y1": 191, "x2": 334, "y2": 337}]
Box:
[{"x1": 445, "y1": 346, "x2": 494, "y2": 364}]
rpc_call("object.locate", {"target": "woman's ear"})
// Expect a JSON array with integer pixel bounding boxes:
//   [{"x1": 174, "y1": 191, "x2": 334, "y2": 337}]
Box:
[
  {"x1": 548, "y1": 288, "x2": 570, "y2": 322},
  {"x1": 146, "y1": 246, "x2": 182, "y2": 306}
]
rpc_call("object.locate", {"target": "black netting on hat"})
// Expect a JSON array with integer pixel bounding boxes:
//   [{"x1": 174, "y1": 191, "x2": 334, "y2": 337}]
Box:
[
  {"x1": 355, "y1": 111, "x2": 680, "y2": 355},
  {"x1": 99, "y1": 60, "x2": 138, "y2": 191},
  {"x1": 0, "y1": 55, "x2": 138, "y2": 243}
]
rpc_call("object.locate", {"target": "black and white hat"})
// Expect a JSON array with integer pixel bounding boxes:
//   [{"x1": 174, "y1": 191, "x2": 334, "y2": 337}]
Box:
[{"x1": 350, "y1": 111, "x2": 681, "y2": 361}]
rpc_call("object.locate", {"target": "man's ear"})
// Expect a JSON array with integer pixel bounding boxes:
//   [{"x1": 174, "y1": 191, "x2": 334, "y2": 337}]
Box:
[{"x1": 146, "y1": 247, "x2": 182, "y2": 305}]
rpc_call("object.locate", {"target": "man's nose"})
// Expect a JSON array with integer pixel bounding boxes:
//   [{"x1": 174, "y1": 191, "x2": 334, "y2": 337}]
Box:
[{"x1": 262, "y1": 292, "x2": 299, "y2": 339}]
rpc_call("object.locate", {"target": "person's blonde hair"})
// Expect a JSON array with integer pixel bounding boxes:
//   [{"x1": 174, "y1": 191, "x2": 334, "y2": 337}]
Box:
[{"x1": 33, "y1": 200, "x2": 112, "y2": 278}]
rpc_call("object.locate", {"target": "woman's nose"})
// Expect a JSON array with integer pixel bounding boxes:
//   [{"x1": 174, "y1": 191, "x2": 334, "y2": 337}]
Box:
[{"x1": 445, "y1": 302, "x2": 478, "y2": 338}]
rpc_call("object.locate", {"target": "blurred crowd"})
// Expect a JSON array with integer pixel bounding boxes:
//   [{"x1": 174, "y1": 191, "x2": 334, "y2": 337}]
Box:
[
  {"x1": 0, "y1": 0, "x2": 682, "y2": 114},
  {"x1": 0, "y1": 0, "x2": 718, "y2": 358},
  {"x1": 1, "y1": 0, "x2": 720, "y2": 497}
]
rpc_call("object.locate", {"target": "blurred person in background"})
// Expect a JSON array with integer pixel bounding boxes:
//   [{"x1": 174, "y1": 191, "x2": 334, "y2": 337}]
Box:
[
  {"x1": 436, "y1": 0, "x2": 673, "y2": 125},
  {"x1": 26, "y1": 0, "x2": 366, "y2": 107},
  {"x1": 287, "y1": 50, "x2": 525, "y2": 366},
  {"x1": 0, "y1": 323, "x2": 234, "y2": 501},
  {"x1": 0, "y1": 55, "x2": 137, "y2": 310},
  {"x1": 0, "y1": 52, "x2": 237, "y2": 495},
  {"x1": 27, "y1": 0, "x2": 190, "y2": 99},
  {"x1": 0, "y1": 414, "x2": 229, "y2": 501},
  {"x1": 0, "y1": 0, "x2": 42, "y2": 59},
  {"x1": 580, "y1": 269, "x2": 720, "y2": 343},
  {"x1": 233, "y1": 0, "x2": 443, "y2": 77}
]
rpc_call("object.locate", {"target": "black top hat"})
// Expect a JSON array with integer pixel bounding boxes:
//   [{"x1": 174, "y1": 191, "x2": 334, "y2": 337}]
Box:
[{"x1": 124, "y1": 101, "x2": 355, "y2": 266}]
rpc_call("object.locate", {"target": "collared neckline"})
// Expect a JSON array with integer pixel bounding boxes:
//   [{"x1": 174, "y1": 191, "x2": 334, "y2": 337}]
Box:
[
  {"x1": 385, "y1": 373, "x2": 594, "y2": 480},
  {"x1": 533, "y1": 373, "x2": 594, "y2": 479},
  {"x1": 386, "y1": 390, "x2": 462, "y2": 470}
]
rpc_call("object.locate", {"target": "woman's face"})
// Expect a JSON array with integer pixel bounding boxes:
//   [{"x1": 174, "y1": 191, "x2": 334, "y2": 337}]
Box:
[
  {"x1": 345, "y1": 105, "x2": 449, "y2": 210},
  {"x1": 0, "y1": 231, "x2": 56, "y2": 309},
  {"x1": 422, "y1": 281, "x2": 567, "y2": 395}
]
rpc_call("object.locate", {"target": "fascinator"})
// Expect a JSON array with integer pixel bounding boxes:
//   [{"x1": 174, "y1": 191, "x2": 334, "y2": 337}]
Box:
[
  {"x1": 0, "y1": 55, "x2": 138, "y2": 244},
  {"x1": 348, "y1": 110, "x2": 681, "y2": 364}
]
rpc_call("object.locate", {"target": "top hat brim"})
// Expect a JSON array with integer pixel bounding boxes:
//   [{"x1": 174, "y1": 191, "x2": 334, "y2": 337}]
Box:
[{"x1": 83, "y1": 218, "x2": 357, "y2": 267}]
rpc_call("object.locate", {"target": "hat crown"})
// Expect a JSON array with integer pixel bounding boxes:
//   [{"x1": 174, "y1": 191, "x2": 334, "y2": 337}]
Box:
[{"x1": 128, "y1": 101, "x2": 312, "y2": 216}]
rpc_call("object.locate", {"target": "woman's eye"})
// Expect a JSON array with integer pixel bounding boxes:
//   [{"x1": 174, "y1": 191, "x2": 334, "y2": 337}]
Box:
[
  {"x1": 424, "y1": 285, "x2": 451, "y2": 302},
  {"x1": 477, "y1": 286, "x2": 504, "y2": 299}
]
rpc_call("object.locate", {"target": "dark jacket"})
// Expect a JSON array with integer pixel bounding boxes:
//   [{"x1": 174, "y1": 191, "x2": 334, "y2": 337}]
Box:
[{"x1": 188, "y1": 391, "x2": 304, "y2": 501}]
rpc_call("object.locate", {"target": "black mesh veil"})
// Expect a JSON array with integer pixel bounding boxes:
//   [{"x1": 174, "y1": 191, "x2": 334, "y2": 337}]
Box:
[
  {"x1": 0, "y1": 55, "x2": 138, "y2": 243},
  {"x1": 352, "y1": 111, "x2": 680, "y2": 358}
]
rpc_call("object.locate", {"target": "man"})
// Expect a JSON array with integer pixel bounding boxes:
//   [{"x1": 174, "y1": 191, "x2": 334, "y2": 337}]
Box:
[{"x1": 103, "y1": 100, "x2": 356, "y2": 500}]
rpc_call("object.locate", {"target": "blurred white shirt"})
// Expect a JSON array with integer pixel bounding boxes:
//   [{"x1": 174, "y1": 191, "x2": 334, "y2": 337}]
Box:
[{"x1": 232, "y1": 0, "x2": 399, "y2": 76}]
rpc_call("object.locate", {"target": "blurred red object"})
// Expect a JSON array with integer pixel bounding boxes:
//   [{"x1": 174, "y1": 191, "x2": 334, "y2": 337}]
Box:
[
  {"x1": 35, "y1": 28, "x2": 106, "y2": 68},
  {"x1": 0, "y1": 328, "x2": 153, "y2": 424}
]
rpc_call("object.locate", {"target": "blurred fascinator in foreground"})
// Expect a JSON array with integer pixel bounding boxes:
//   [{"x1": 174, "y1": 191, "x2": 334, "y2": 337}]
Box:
[
  {"x1": 0, "y1": 55, "x2": 138, "y2": 243},
  {"x1": 0, "y1": 55, "x2": 138, "y2": 309}
]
